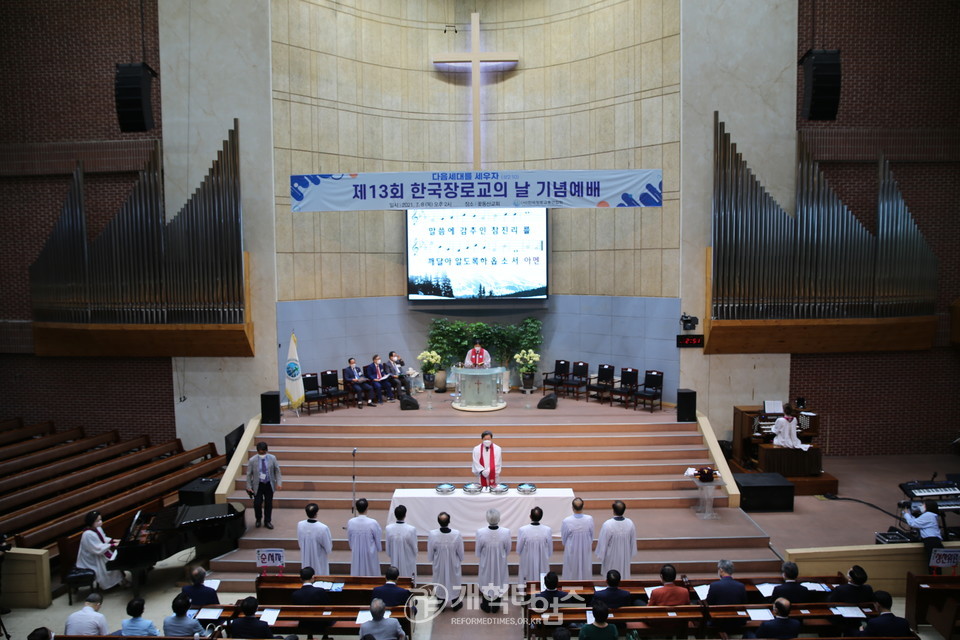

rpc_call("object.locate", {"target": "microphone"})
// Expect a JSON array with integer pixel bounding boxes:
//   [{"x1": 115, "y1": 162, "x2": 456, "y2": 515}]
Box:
[
  {"x1": 931, "y1": 471, "x2": 938, "y2": 482},
  {"x1": 353, "y1": 447, "x2": 358, "y2": 457}
]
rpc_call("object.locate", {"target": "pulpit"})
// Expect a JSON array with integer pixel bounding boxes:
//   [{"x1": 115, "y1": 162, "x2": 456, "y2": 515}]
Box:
[{"x1": 452, "y1": 366, "x2": 506, "y2": 412}]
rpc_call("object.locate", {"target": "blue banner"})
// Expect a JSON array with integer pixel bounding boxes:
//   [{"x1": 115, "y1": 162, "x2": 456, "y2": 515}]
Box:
[{"x1": 290, "y1": 169, "x2": 662, "y2": 211}]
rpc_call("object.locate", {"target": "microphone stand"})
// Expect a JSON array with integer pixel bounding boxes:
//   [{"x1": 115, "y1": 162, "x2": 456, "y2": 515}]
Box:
[{"x1": 351, "y1": 447, "x2": 358, "y2": 515}]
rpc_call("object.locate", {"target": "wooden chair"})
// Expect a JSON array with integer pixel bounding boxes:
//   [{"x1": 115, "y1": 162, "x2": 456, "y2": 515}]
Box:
[
  {"x1": 636, "y1": 369, "x2": 664, "y2": 412},
  {"x1": 586, "y1": 364, "x2": 616, "y2": 404},
  {"x1": 320, "y1": 369, "x2": 348, "y2": 410},
  {"x1": 541, "y1": 359, "x2": 569, "y2": 396},
  {"x1": 561, "y1": 361, "x2": 590, "y2": 399},
  {"x1": 610, "y1": 367, "x2": 640, "y2": 409},
  {"x1": 302, "y1": 373, "x2": 325, "y2": 415}
]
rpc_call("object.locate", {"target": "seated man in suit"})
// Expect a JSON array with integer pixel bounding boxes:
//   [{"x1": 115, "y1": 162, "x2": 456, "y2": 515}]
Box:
[
  {"x1": 358, "y1": 598, "x2": 406, "y2": 640},
  {"x1": 592, "y1": 569, "x2": 633, "y2": 608},
  {"x1": 707, "y1": 559, "x2": 748, "y2": 635},
  {"x1": 828, "y1": 565, "x2": 875, "y2": 603},
  {"x1": 648, "y1": 563, "x2": 690, "y2": 606},
  {"x1": 771, "y1": 561, "x2": 812, "y2": 604},
  {"x1": 372, "y1": 565, "x2": 412, "y2": 607},
  {"x1": 751, "y1": 598, "x2": 801, "y2": 640},
  {"x1": 364, "y1": 354, "x2": 395, "y2": 404},
  {"x1": 181, "y1": 566, "x2": 220, "y2": 607},
  {"x1": 859, "y1": 590, "x2": 913, "y2": 637},
  {"x1": 534, "y1": 571, "x2": 571, "y2": 607},
  {"x1": 344, "y1": 357, "x2": 374, "y2": 408},
  {"x1": 291, "y1": 566, "x2": 329, "y2": 605},
  {"x1": 227, "y1": 596, "x2": 272, "y2": 639}
]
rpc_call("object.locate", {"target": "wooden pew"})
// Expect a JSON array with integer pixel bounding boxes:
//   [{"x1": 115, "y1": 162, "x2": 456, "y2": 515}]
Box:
[
  {"x1": 256, "y1": 574, "x2": 415, "y2": 606},
  {"x1": 0, "y1": 427, "x2": 89, "y2": 464},
  {"x1": 203, "y1": 602, "x2": 413, "y2": 638},
  {"x1": 17, "y1": 445, "x2": 225, "y2": 550},
  {"x1": 904, "y1": 570, "x2": 960, "y2": 628},
  {"x1": 4, "y1": 434, "x2": 151, "y2": 493},
  {"x1": 0, "y1": 419, "x2": 55, "y2": 446},
  {"x1": 0, "y1": 438, "x2": 168, "y2": 514},
  {"x1": 927, "y1": 596, "x2": 960, "y2": 640}
]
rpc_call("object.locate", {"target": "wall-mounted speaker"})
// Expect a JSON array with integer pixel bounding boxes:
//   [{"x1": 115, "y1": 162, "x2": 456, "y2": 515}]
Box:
[
  {"x1": 115, "y1": 62, "x2": 155, "y2": 132},
  {"x1": 801, "y1": 49, "x2": 841, "y2": 120}
]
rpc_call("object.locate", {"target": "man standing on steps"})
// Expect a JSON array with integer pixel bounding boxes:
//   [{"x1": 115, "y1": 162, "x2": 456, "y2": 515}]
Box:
[
  {"x1": 427, "y1": 511, "x2": 464, "y2": 611},
  {"x1": 298, "y1": 502, "x2": 332, "y2": 576},
  {"x1": 384, "y1": 504, "x2": 418, "y2": 580},
  {"x1": 471, "y1": 430, "x2": 502, "y2": 491},
  {"x1": 517, "y1": 506, "x2": 552, "y2": 583},
  {"x1": 246, "y1": 441, "x2": 282, "y2": 529},
  {"x1": 595, "y1": 500, "x2": 636, "y2": 579},
  {"x1": 561, "y1": 496, "x2": 595, "y2": 580},
  {"x1": 347, "y1": 497, "x2": 382, "y2": 576}
]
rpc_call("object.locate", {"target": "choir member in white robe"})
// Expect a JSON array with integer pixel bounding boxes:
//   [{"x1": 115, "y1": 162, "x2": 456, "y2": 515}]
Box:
[
  {"x1": 297, "y1": 502, "x2": 332, "y2": 576},
  {"x1": 561, "y1": 497, "x2": 595, "y2": 580},
  {"x1": 76, "y1": 511, "x2": 125, "y2": 590},
  {"x1": 385, "y1": 504, "x2": 418, "y2": 579},
  {"x1": 471, "y1": 431, "x2": 503, "y2": 490},
  {"x1": 772, "y1": 404, "x2": 803, "y2": 448},
  {"x1": 475, "y1": 508, "x2": 511, "y2": 611},
  {"x1": 517, "y1": 506, "x2": 553, "y2": 583},
  {"x1": 427, "y1": 512, "x2": 464, "y2": 608},
  {"x1": 347, "y1": 498, "x2": 382, "y2": 576},
  {"x1": 595, "y1": 500, "x2": 637, "y2": 579}
]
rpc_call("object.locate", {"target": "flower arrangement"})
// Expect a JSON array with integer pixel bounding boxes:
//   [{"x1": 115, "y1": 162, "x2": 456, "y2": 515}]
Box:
[
  {"x1": 513, "y1": 349, "x2": 541, "y2": 374},
  {"x1": 417, "y1": 350, "x2": 441, "y2": 374}
]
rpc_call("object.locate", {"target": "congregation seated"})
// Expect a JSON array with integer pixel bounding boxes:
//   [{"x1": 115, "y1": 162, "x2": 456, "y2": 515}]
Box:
[
  {"x1": 29, "y1": 629, "x2": 54, "y2": 640},
  {"x1": 358, "y1": 598, "x2": 406, "y2": 640},
  {"x1": 828, "y1": 564, "x2": 875, "y2": 603},
  {"x1": 771, "y1": 561, "x2": 812, "y2": 603},
  {"x1": 860, "y1": 590, "x2": 914, "y2": 637},
  {"x1": 372, "y1": 565, "x2": 412, "y2": 607},
  {"x1": 291, "y1": 566, "x2": 329, "y2": 605},
  {"x1": 647, "y1": 563, "x2": 690, "y2": 606},
  {"x1": 163, "y1": 593, "x2": 208, "y2": 638},
  {"x1": 121, "y1": 597, "x2": 159, "y2": 636},
  {"x1": 592, "y1": 569, "x2": 633, "y2": 609},
  {"x1": 181, "y1": 566, "x2": 220, "y2": 607},
  {"x1": 227, "y1": 596, "x2": 273, "y2": 639},
  {"x1": 65, "y1": 593, "x2": 109, "y2": 636},
  {"x1": 748, "y1": 597, "x2": 801, "y2": 639},
  {"x1": 578, "y1": 600, "x2": 617, "y2": 640},
  {"x1": 535, "y1": 571, "x2": 572, "y2": 607}
]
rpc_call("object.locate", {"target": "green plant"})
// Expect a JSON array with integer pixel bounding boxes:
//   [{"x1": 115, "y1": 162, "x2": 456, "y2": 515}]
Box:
[
  {"x1": 514, "y1": 349, "x2": 541, "y2": 374},
  {"x1": 426, "y1": 318, "x2": 469, "y2": 369},
  {"x1": 416, "y1": 350, "x2": 441, "y2": 374},
  {"x1": 516, "y1": 317, "x2": 543, "y2": 352}
]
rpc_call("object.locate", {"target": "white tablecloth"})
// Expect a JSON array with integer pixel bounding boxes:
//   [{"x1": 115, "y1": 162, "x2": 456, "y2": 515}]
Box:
[{"x1": 388, "y1": 488, "x2": 575, "y2": 536}]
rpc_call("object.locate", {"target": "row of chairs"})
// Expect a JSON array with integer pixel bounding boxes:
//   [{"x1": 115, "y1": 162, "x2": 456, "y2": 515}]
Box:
[
  {"x1": 542, "y1": 360, "x2": 663, "y2": 412},
  {"x1": 300, "y1": 371, "x2": 349, "y2": 414}
]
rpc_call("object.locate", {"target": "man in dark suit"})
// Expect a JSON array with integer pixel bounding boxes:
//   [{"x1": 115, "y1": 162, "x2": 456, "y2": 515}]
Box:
[
  {"x1": 707, "y1": 559, "x2": 748, "y2": 635},
  {"x1": 828, "y1": 565, "x2": 875, "y2": 603},
  {"x1": 752, "y1": 598, "x2": 802, "y2": 639},
  {"x1": 860, "y1": 590, "x2": 913, "y2": 637},
  {"x1": 771, "y1": 561, "x2": 813, "y2": 604},
  {"x1": 534, "y1": 571, "x2": 572, "y2": 607},
  {"x1": 364, "y1": 354, "x2": 395, "y2": 404},
  {"x1": 592, "y1": 569, "x2": 634, "y2": 608},
  {"x1": 227, "y1": 596, "x2": 273, "y2": 639},
  {"x1": 372, "y1": 565, "x2": 411, "y2": 607},
  {"x1": 181, "y1": 566, "x2": 219, "y2": 606},
  {"x1": 291, "y1": 566, "x2": 329, "y2": 605},
  {"x1": 344, "y1": 357, "x2": 374, "y2": 408}
]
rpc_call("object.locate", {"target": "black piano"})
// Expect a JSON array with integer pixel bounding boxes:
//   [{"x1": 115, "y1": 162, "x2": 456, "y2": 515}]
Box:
[{"x1": 108, "y1": 501, "x2": 246, "y2": 594}]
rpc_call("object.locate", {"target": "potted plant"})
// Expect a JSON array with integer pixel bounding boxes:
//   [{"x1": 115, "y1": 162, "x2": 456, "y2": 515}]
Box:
[
  {"x1": 514, "y1": 349, "x2": 541, "y2": 389},
  {"x1": 417, "y1": 350, "x2": 441, "y2": 389}
]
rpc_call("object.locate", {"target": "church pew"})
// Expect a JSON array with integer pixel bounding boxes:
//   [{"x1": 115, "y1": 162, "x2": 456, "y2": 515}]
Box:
[
  {"x1": 904, "y1": 570, "x2": 960, "y2": 628},
  {"x1": 0, "y1": 428, "x2": 110, "y2": 471},
  {"x1": 256, "y1": 573, "x2": 415, "y2": 605},
  {"x1": 926, "y1": 596, "x2": 960, "y2": 640},
  {"x1": 1, "y1": 442, "x2": 216, "y2": 535},
  {"x1": 0, "y1": 437, "x2": 166, "y2": 513},
  {"x1": 16, "y1": 446, "x2": 224, "y2": 550},
  {"x1": 204, "y1": 602, "x2": 413, "y2": 637},
  {"x1": 0, "y1": 419, "x2": 55, "y2": 446},
  {"x1": 4, "y1": 434, "x2": 151, "y2": 493}
]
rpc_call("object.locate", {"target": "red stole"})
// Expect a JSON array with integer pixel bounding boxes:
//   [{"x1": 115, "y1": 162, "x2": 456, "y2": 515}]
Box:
[
  {"x1": 481, "y1": 444, "x2": 496, "y2": 486},
  {"x1": 470, "y1": 348, "x2": 484, "y2": 366},
  {"x1": 90, "y1": 527, "x2": 113, "y2": 558}
]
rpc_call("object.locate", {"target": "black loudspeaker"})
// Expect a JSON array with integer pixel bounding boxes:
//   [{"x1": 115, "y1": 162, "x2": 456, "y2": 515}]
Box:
[
  {"x1": 399, "y1": 394, "x2": 420, "y2": 410},
  {"x1": 734, "y1": 472, "x2": 795, "y2": 512},
  {"x1": 115, "y1": 63, "x2": 155, "y2": 132},
  {"x1": 801, "y1": 49, "x2": 841, "y2": 120},
  {"x1": 178, "y1": 477, "x2": 218, "y2": 506},
  {"x1": 260, "y1": 391, "x2": 281, "y2": 424},
  {"x1": 677, "y1": 388, "x2": 697, "y2": 422},
  {"x1": 537, "y1": 393, "x2": 558, "y2": 409}
]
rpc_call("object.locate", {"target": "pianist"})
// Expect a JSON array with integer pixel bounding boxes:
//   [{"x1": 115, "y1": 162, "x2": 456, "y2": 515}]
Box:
[{"x1": 77, "y1": 510, "x2": 127, "y2": 590}]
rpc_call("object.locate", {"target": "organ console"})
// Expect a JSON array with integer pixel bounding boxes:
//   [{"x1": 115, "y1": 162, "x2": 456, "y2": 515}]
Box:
[
  {"x1": 107, "y1": 502, "x2": 245, "y2": 595},
  {"x1": 732, "y1": 405, "x2": 822, "y2": 475}
]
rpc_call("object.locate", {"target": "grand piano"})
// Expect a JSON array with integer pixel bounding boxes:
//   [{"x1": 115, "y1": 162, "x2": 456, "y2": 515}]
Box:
[{"x1": 108, "y1": 501, "x2": 245, "y2": 594}]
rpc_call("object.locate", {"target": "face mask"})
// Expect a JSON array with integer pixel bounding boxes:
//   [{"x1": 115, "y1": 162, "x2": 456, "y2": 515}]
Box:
[{"x1": 484, "y1": 441, "x2": 491, "y2": 449}]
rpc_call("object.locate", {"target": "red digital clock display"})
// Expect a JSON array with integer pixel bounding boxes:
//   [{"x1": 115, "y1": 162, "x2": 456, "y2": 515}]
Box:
[{"x1": 676, "y1": 334, "x2": 705, "y2": 348}]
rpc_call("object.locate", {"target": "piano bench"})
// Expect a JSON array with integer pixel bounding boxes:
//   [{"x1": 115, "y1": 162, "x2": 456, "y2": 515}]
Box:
[{"x1": 64, "y1": 566, "x2": 96, "y2": 605}]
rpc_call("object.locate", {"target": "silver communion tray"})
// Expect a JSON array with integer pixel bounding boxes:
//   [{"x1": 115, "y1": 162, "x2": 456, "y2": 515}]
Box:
[
  {"x1": 463, "y1": 482, "x2": 482, "y2": 494},
  {"x1": 518, "y1": 483, "x2": 537, "y2": 494},
  {"x1": 435, "y1": 483, "x2": 455, "y2": 494}
]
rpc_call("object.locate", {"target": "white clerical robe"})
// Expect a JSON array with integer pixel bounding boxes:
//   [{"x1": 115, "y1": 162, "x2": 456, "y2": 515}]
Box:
[
  {"x1": 385, "y1": 521, "x2": 418, "y2": 579},
  {"x1": 297, "y1": 518, "x2": 332, "y2": 576},
  {"x1": 77, "y1": 527, "x2": 123, "y2": 590},
  {"x1": 772, "y1": 416, "x2": 802, "y2": 448},
  {"x1": 471, "y1": 442, "x2": 502, "y2": 484},
  {"x1": 427, "y1": 528, "x2": 463, "y2": 604},
  {"x1": 475, "y1": 526, "x2": 511, "y2": 599},
  {"x1": 517, "y1": 523, "x2": 553, "y2": 583},
  {"x1": 561, "y1": 513, "x2": 595, "y2": 580},
  {"x1": 596, "y1": 516, "x2": 637, "y2": 579},
  {"x1": 347, "y1": 514, "x2": 382, "y2": 576}
]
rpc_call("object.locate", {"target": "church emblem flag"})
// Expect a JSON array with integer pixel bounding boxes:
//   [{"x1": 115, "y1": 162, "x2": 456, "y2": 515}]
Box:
[{"x1": 284, "y1": 332, "x2": 304, "y2": 409}]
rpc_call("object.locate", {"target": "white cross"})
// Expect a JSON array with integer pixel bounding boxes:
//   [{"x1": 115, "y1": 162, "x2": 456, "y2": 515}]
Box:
[{"x1": 433, "y1": 13, "x2": 519, "y2": 170}]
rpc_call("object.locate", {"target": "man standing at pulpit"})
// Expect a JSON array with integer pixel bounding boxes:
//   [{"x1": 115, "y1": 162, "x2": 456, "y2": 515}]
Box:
[
  {"x1": 464, "y1": 339, "x2": 491, "y2": 368},
  {"x1": 471, "y1": 430, "x2": 502, "y2": 490}
]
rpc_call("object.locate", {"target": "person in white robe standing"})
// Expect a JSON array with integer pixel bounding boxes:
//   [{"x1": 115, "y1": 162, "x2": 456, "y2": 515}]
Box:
[
  {"x1": 76, "y1": 510, "x2": 125, "y2": 590},
  {"x1": 297, "y1": 502, "x2": 332, "y2": 576},
  {"x1": 385, "y1": 504, "x2": 418, "y2": 579},
  {"x1": 561, "y1": 496, "x2": 595, "y2": 579},
  {"x1": 517, "y1": 506, "x2": 553, "y2": 583},
  {"x1": 427, "y1": 511, "x2": 464, "y2": 610},
  {"x1": 595, "y1": 500, "x2": 637, "y2": 579},
  {"x1": 475, "y1": 508, "x2": 511, "y2": 612},
  {"x1": 771, "y1": 404, "x2": 803, "y2": 448},
  {"x1": 347, "y1": 498, "x2": 382, "y2": 576},
  {"x1": 471, "y1": 430, "x2": 502, "y2": 490}
]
